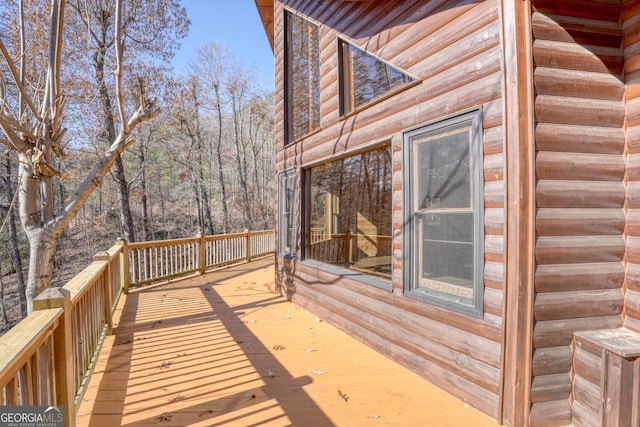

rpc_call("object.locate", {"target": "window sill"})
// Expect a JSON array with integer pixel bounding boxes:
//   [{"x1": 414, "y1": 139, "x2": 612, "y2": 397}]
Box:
[
  {"x1": 301, "y1": 259, "x2": 393, "y2": 292},
  {"x1": 285, "y1": 126, "x2": 323, "y2": 147},
  {"x1": 339, "y1": 79, "x2": 421, "y2": 121},
  {"x1": 403, "y1": 287, "x2": 482, "y2": 318}
]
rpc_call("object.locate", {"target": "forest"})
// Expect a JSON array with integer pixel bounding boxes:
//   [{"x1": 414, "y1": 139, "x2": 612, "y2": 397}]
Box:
[{"x1": 0, "y1": 0, "x2": 275, "y2": 333}]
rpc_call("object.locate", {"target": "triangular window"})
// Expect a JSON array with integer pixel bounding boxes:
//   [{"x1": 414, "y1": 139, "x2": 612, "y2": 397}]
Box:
[{"x1": 338, "y1": 39, "x2": 417, "y2": 116}]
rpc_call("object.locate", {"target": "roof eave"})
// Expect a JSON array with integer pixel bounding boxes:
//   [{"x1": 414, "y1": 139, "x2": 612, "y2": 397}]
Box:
[{"x1": 254, "y1": 0, "x2": 274, "y2": 52}]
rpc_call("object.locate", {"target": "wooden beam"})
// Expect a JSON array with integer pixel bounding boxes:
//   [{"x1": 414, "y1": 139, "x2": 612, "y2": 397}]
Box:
[
  {"x1": 254, "y1": 0, "x2": 274, "y2": 51},
  {"x1": 501, "y1": 0, "x2": 536, "y2": 425}
]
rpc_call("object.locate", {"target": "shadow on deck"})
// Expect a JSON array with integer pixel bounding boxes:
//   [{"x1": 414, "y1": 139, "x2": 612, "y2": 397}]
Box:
[{"x1": 77, "y1": 258, "x2": 498, "y2": 426}]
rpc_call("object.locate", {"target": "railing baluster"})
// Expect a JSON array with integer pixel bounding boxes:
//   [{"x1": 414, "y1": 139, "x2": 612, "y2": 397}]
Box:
[
  {"x1": 154, "y1": 246, "x2": 158, "y2": 280},
  {"x1": 170, "y1": 245, "x2": 174, "y2": 275},
  {"x1": 31, "y1": 352, "x2": 41, "y2": 405},
  {"x1": 6, "y1": 377, "x2": 18, "y2": 405}
]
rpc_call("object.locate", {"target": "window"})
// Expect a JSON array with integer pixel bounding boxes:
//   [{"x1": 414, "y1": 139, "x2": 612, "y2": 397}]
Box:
[
  {"x1": 403, "y1": 109, "x2": 484, "y2": 316},
  {"x1": 278, "y1": 168, "x2": 297, "y2": 257},
  {"x1": 285, "y1": 10, "x2": 320, "y2": 144},
  {"x1": 338, "y1": 38, "x2": 417, "y2": 116},
  {"x1": 305, "y1": 146, "x2": 393, "y2": 282}
]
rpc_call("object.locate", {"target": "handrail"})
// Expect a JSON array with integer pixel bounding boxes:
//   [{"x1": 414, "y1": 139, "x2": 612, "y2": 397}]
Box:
[
  {"x1": 124, "y1": 229, "x2": 275, "y2": 291},
  {"x1": 0, "y1": 229, "x2": 275, "y2": 426}
]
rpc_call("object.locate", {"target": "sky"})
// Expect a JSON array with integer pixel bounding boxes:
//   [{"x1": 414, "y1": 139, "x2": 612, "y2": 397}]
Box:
[{"x1": 171, "y1": 0, "x2": 274, "y2": 88}]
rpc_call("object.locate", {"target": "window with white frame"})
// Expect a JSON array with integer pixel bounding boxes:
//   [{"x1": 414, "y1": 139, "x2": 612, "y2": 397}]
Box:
[
  {"x1": 403, "y1": 108, "x2": 484, "y2": 316},
  {"x1": 278, "y1": 168, "x2": 297, "y2": 257}
]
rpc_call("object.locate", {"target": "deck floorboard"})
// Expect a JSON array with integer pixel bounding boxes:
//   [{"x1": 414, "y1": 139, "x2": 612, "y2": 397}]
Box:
[{"x1": 77, "y1": 258, "x2": 499, "y2": 426}]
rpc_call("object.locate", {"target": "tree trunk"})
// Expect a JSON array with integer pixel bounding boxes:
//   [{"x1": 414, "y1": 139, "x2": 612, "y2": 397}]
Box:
[
  {"x1": 93, "y1": 30, "x2": 135, "y2": 243},
  {"x1": 231, "y1": 98, "x2": 252, "y2": 230},
  {"x1": 199, "y1": 175, "x2": 214, "y2": 235},
  {"x1": 0, "y1": 273, "x2": 7, "y2": 328},
  {"x1": 2, "y1": 152, "x2": 26, "y2": 315},
  {"x1": 113, "y1": 156, "x2": 136, "y2": 242},
  {"x1": 248, "y1": 115, "x2": 269, "y2": 229},
  {"x1": 188, "y1": 81, "x2": 214, "y2": 235},
  {"x1": 215, "y1": 148, "x2": 229, "y2": 233},
  {"x1": 214, "y1": 85, "x2": 229, "y2": 233},
  {"x1": 24, "y1": 230, "x2": 57, "y2": 313},
  {"x1": 192, "y1": 168, "x2": 204, "y2": 234},
  {"x1": 157, "y1": 171, "x2": 166, "y2": 225},
  {"x1": 17, "y1": 152, "x2": 56, "y2": 313},
  {"x1": 139, "y1": 145, "x2": 152, "y2": 241},
  {"x1": 8, "y1": 210, "x2": 26, "y2": 316},
  {"x1": 195, "y1": 143, "x2": 214, "y2": 235}
]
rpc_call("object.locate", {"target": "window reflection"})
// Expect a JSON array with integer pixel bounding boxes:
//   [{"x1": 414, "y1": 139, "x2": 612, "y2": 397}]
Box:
[
  {"x1": 339, "y1": 39, "x2": 416, "y2": 116},
  {"x1": 307, "y1": 146, "x2": 392, "y2": 279},
  {"x1": 285, "y1": 11, "x2": 320, "y2": 143},
  {"x1": 278, "y1": 169, "x2": 297, "y2": 257}
]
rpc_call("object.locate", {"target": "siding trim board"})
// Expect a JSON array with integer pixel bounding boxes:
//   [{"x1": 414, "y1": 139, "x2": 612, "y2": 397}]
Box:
[{"x1": 500, "y1": 0, "x2": 535, "y2": 425}]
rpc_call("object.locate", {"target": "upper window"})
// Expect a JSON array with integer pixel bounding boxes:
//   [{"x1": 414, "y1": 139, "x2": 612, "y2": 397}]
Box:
[
  {"x1": 285, "y1": 10, "x2": 320, "y2": 144},
  {"x1": 278, "y1": 168, "x2": 297, "y2": 258},
  {"x1": 403, "y1": 109, "x2": 484, "y2": 317},
  {"x1": 305, "y1": 146, "x2": 392, "y2": 283},
  {"x1": 338, "y1": 39, "x2": 417, "y2": 116}
]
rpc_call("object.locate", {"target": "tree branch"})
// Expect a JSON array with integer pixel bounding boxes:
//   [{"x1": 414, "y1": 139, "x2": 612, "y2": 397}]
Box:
[
  {"x1": 0, "y1": 37, "x2": 42, "y2": 123},
  {"x1": 0, "y1": 116, "x2": 30, "y2": 152},
  {"x1": 0, "y1": 114, "x2": 37, "y2": 142},
  {"x1": 42, "y1": 0, "x2": 65, "y2": 126},
  {"x1": 52, "y1": 0, "x2": 65, "y2": 122},
  {"x1": 51, "y1": 100, "x2": 159, "y2": 236},
  {"x1": 114, "y1": 0, "x2": 128, "y2": 134},
  {"x1": 18, "y1": 0, "x2": 25, "y2": 119}
]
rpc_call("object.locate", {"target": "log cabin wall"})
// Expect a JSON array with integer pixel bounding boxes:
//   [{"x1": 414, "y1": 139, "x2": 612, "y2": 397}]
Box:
[
  {"x1": 625, "y1": 0, "x2": 640, "y2": 333},
  {"x1": 530, "y1": 1, "x2": 626, "y2": 425},
  {"x1": 273, "y1": 0, "x2": 506, "y2": 420}
]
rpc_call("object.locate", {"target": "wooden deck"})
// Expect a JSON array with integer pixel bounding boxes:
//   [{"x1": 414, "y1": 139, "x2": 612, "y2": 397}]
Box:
[{"x1": 77, "y1": 258, "x2": 500, "y2": 426}]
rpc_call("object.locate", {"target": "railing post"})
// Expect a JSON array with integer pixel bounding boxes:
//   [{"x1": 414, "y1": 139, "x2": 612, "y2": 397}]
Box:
[
  {"x1": 117, "y1": 238, "x2": 130, "y2": 294},
  {"x1": 94, "y1": 251, "x2": 114, "y2": 335},
  {"x1": 33, "y1": 288, "x2": 75, "y2": 427},
  {"x1": 245, "y1": 229, "x2": 251, "y2": 262},
  {"x1": 345, "y1": 230, "x2": 352, "y2": 264},
  {"x1": 199, "y1": 233, "x2": 206, "y2": 275}
]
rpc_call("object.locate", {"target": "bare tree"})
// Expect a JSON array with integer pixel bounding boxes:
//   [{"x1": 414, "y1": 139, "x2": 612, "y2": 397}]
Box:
[
  {"x1": 67, "y1": 0, "x2": 188, "y2": 243},
  {"x1": 227, "y1": 62, "x2": 254, "y2": 230},
  {"x1": 246, "y1": 93, "x2": 274, "y2": 229},
  {"x1": 189, "y1": 41, "x2": 231, "y2": 233},
  {"x1": 0, "y1": 0, "x2": 160, "y2": 312}
]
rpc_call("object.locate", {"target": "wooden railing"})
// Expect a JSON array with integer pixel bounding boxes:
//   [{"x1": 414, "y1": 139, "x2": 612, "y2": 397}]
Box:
[
  {"x1": 0, "y1": 229, "x2": 274, "y2": 426},
  {"x1": 124, "y1": 229, "x2": 275, "y2": 290},
  {"x1": 0, "y1": 245, "x2": 122, "y2": 427}
]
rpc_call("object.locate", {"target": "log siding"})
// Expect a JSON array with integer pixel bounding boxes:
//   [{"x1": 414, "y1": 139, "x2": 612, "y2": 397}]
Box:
[
  {"x1": 265, "y1": 0, "x2": 640, "y2": 424},
  {"x1": 626, "y1": 0, "x2": 640, "y2": 333},
  {"x1": 531, "y1": 2, "x2": 626, "y2": 425},
  {"x1": 274, "y1": 0, "x2": 505, "y2": 420}
]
